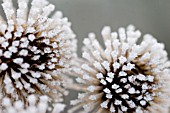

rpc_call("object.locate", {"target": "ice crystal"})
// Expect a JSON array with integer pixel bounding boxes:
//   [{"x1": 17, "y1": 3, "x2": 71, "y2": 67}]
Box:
[
  {"x1": 0, "y1": 0, "x2": 77, "y2": 102},
  {"x1": 68, "y1": 25, "x2": 170, "y2": 113},
  {"x1": 0, "y1": 95, "x2": 66, "y2": 113}
]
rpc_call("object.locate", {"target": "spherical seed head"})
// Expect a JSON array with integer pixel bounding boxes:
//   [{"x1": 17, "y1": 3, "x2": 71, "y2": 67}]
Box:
[
  {"x1": 69, "y1": 25, "x2": 170, "y2": 113},
  {"x1": 0, "y1": 0, "x2": 77, "y2": 102}
]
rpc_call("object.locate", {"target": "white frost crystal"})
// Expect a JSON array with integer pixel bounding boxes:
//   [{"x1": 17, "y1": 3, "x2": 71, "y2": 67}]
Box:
[
  {"x1": 0, "y1": 95, "x2": 65, "y2": 113},
  {"x1": 68, "y1": 25, "x2": 170, "y2": 113},
  {"x1": 0, "y1": 0, "x2": 77, "y2": 103}
]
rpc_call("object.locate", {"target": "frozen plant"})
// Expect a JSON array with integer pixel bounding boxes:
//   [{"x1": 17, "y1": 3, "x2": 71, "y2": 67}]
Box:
[
  {"x1": 0, "y1": 94, "x2": 66, "y2": 113},
  {"x1": 68, "y1": 25, "x2": 170, "y2": 113},
  {"x1": 0, "y1": 0, "x2": 77, "y2": 103}
]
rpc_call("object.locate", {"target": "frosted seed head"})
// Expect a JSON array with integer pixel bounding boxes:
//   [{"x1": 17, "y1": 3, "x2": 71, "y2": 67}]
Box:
[
  {"x1": 0, "y1": 0, "x2": 76, "y2": 106},
  {"x1": 70, "y1": 25, "x2": 170, "y2": 113}
]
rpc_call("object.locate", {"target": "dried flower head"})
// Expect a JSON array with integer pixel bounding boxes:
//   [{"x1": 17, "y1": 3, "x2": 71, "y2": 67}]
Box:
[
  {"x1": 0, "y1": 0, "x2": 77, "y2": 102},
  {"x1": 0, "y1": 94, "x2": 66, "y2": 113},
  {"x1": 68, "y1": 25, "x2": 170, "y2": 113}
]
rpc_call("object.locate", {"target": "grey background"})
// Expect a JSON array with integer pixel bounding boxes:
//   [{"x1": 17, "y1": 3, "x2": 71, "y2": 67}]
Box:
[{"x1": 0, "y1": 0, "x2": 170, "y2": 112}]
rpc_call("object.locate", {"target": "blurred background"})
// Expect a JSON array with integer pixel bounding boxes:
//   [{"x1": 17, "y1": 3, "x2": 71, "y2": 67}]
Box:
[{"x1": 0, "y1": 0, "x2": 170, "y2": 112}]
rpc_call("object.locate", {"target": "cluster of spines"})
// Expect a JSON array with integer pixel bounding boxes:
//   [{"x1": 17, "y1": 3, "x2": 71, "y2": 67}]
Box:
[
  {"x1": 68, "y1": 25, "x2": 170, "y2": 113},
  {"x1": 0, "y1": 0, "x2": 76, "y2": 104}
]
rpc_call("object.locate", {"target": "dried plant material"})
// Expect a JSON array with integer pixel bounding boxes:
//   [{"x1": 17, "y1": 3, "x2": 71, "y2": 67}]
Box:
[
  {"x1": 0, "y1": 94, "x2": 66, "y2": 113},
  {"x1": 0, "y1": 0, "x2": 77, "y2": 103},
  {"x1": 68, "y1": 25, "x2": 170, "y2": 113}
]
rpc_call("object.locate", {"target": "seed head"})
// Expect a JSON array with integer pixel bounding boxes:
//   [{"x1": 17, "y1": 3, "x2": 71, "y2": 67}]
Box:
[
  {"x1": 0, "y1": 0, "x2": 77, "y2": 102},
  {"x1": 69, "y1": 25, "x2": 170, "y2": 113}
]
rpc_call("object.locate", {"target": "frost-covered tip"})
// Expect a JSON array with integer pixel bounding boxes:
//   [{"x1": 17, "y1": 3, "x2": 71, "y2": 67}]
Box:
[
  {"x1": 0, "y1": 0, "x2": 77, "y2": 102},
  {"x1": 0, "y1": 95, "x2": 66, "y2": 113},
  {"x1": 69, "y1": 25, "x2": 170, "y2": 113}
]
